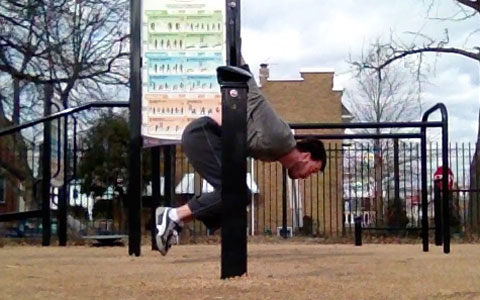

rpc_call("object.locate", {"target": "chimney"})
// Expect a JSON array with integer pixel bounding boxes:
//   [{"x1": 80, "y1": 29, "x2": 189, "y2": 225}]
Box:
[{"x1": 259, "y1": 63, "x2": 270, "y2": 86}]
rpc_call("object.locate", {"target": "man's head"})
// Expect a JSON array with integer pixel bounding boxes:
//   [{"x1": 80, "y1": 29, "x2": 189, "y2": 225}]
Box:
[{"x1": 287, "y1": 137, "x2": 327, "y2": 179}]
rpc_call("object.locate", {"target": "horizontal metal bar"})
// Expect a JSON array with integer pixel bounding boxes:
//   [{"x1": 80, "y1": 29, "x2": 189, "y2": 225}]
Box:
[
  {"x1": 0, "y1": 210, "x2": 43, "y2": 222},
  {"x1": 0, "y1": 101, "x2": 129, "y2": 137},
  {"x1": 290, "y1": 121, "x2": 444, "y2": 130},
  {"x1": 295, "y1": 133, "x2": 423, "y2": 140},
  {"x1": 361, "y1": 227, "x2": 436, "y2": 231}
]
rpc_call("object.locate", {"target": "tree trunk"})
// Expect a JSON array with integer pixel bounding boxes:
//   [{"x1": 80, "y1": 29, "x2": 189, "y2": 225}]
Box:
[{"x1": 13, "y1": 77, "x2": 20, "y2": 125}]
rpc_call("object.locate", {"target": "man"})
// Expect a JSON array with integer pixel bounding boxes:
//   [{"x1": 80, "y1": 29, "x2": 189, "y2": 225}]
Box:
[{"x1": 155, "y1": 64, "x2": 327, "y2": 256}]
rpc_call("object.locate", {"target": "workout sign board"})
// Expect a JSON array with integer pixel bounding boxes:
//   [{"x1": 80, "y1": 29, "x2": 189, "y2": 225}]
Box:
[{"x1": 141, "y1": 0, "x2": 226, "y2": 146}]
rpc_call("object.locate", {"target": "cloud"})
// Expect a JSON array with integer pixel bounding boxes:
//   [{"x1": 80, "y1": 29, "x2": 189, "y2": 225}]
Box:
[{"x1": 241, "y1": 0, "x2": 479, "y2": 143}]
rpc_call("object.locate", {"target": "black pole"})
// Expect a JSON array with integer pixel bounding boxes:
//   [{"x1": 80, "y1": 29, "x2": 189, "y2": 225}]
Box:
[
  {"x1": 420, "y1": 132, "x2": 429, "y2": 252},
  {"x1": 354, "y1": 216, "x2": 362, "y2": 246},
  {"x1": 163, "y1": 145, "x2": 175, "y2": 207},
  {"x1": 393, "y1": 139, "x2": 400, "y2": 228},
  {"x1": 434, "y1": 183, "x2": 443, "y2": 245},
  {"x1": 294, "y1": 133, "x2": 423, "y2": 140},
  {"x1": 128, "y1": 0, "x2": 142, "y2": 257},
  {"x1": 50, "y1": 102, "x2": 62, "y2": 179},
  {"x1": 72, "y1": 116, "x2": 78, "y2": 180},
  {"x1": 421, "y1": 103, "x2": 450, "y2": 254},
  {"x1": 290, "y1": 121, "x2": 444, "y2": 130},
  {"x1": 226, "y1": 0, "x2": 241, "y2": 67},
  {"x1": 42, "y1": 84, "x2": 53, "y2": 246},
  {"x1": 59, "y1": 99, "x2": 68, "y2": 246},
  {"x1": 151, "y1": 147, "x2": 161, "y2": 251},
  {"x1": 220, "y1": 0, "x2": 248, "y2": 279},
  {"x1": 281, "y1": 167, "x2": 288, "y2": 238},
  {"x1": 0, "y1": 101, "x2": 129, "y2": 138},
  {"x1": 218, "y1": 66, "x2": 250, "y2": 279},
  {"x1": 441, "y1": 108, "x2": 450, "y2": 254}
]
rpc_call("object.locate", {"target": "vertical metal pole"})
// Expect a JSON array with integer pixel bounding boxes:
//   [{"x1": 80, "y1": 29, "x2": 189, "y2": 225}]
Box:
[
  {"x1": 42, "y1": 84, "x2": 53, "y2": 246},
  {"x1": 220, "y1": 0, "x2": 247, "y2": 279},
  {"x1": 226, "y1": 0, "x2": 241, "y2": 67},
  {"x1": 442, "y1": 115, "x2": 450, "y2": 254},
  {"x1": 151, "y1": 147, "x2": 161, "y2": 250},
  {"x1": 434, "y1": 183, "x2": 443, "y2": 245},
  {"x1": 421, "y1": 132, "x2": 429, "y2": 252},
  {"x1": 354, "y1": 216, "x2": 362, "y2": 246},
  {"x1": 221, "y1": 81, "x2": 248, "y2": 279},
  {"x1": 59, "y1": 102, "x2": 68, "y2": 246},
  {"x1": 281, "y1": 167, "x2": 288, "y2": 238},
  {"x1": 393, "y1": 139, "x2": 400, "y2": 228},
  {"x1": 128, "y1": 0, "x2": 143, "y2": 257},
  {"x1": 421, "y1": 103, "x2": 450, "y2": 253},
  {"x1": 163, "y1": 145, "x2": 175, "y2": 207},
  {"x1": 72, "y1": 117, "x2": 78, "y2": 180}
]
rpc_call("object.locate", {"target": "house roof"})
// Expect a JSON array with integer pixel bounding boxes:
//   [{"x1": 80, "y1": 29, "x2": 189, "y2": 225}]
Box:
[{"x1": 300, "y1": 67, "x2": 335, "y2": 73}]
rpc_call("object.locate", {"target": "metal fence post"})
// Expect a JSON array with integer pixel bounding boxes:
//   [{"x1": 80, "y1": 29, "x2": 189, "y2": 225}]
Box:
[
  {"x1": 354, "y1": 216, "x2": 362, "y2": 246},
  {"x1": 151, "y1": 147, "x2": 161, "y2": 250},
  {"x1": 42, "y1": 84, "x2": 53, "y2": 246},
  {"x1": 434, "y1": 183, "x2": 443, "y2": 246},
  {"x1": 59, "y1": 101, "x2": 68, "y2": 246},
  {"x1": 281, "y1": 167, "x2": 288, "y2": 239},
  {"x1": 393, "y1": 139, "x2": 401, "y2": 227},
  {"x1": 163, "y1": 145, "x2": 175, "y2": 208}
]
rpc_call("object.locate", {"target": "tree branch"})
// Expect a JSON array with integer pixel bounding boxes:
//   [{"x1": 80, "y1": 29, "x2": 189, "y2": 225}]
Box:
[{"x1": 377, "y1": 47, "x2": 480, "y2": 70}]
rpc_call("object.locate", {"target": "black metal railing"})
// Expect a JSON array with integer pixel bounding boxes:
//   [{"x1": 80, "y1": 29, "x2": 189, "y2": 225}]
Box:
[
  {"x1": 0, "y1": 101, "x2": 129, "y2": 245},
  {"x1": 5, "y1": 102, "x2": 479, "y2": 254}
]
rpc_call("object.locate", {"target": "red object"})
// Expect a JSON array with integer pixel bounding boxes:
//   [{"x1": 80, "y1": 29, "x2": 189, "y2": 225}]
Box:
[
  {"x1": 408, "y1": 195, "x2": 420, "y2": 206},
  {"x1": 433, "y1": 166, "x2": 454, "y2": 191}
]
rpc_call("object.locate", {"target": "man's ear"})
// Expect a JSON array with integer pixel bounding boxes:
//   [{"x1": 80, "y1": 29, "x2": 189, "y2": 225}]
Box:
[{"x1": 301, "y1": 152, "x2": 311, "y2": 162}]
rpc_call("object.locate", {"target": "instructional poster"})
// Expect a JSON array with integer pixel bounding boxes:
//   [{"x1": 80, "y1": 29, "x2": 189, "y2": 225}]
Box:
[{"x1": 141, "y1": 0, "x2": 226, "y2": 145}]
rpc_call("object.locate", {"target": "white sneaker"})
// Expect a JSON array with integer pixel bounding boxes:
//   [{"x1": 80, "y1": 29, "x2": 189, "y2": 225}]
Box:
[{"x1": 155, "y1": 207, "x2": 182, "y2": 256}]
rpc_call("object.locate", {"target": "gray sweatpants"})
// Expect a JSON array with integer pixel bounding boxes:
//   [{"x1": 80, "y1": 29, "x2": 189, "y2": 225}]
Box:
[{"x1": 182, "y1": 116, "x2": 251, "y2": 231}]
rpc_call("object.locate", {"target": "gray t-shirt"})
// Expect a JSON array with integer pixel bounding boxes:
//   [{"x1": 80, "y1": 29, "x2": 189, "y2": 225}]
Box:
[{"x1": 246, "y1": 79, "x2": 296, "y2": 161}]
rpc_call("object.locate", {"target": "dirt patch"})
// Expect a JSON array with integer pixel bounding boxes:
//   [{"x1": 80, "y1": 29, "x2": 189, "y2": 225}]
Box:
[{"x1": 1, "y1": 243, "x2": 480, "y2": 300}]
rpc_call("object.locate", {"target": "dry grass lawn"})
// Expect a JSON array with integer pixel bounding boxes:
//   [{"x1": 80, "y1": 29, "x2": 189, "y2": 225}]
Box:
[{"x1": 1, "y1": 242, "x2": 480, "y2": 300}]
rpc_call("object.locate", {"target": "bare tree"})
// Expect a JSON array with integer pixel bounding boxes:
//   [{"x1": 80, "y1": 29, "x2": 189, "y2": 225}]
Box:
[
  {"x1": 0, "y1": 0, "x2": 129, "y2": 114},
  {"x1": 346, "y1": 40, "x2": 423, "y2": 225},
  {"x1": 347, "y1": 41, "x2": 422, "y2": 127},
  {"x1": 358, "y1": 1, "x2": 480, "y2": 71},
  {"x1": 0, "y1": 0, "x2": 130, "y2": 211}
]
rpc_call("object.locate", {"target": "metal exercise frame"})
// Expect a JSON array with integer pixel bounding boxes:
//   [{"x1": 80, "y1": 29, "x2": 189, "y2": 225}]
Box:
[
  {"x1": 290, "y1": 103, "x2": 450, "y2": 254},
  {"x1": 0, "y1": 101, "x2": 129, "y2": 246},
  {"x1": 127, "y1": 1, "x2": 450, "y2": 278}
]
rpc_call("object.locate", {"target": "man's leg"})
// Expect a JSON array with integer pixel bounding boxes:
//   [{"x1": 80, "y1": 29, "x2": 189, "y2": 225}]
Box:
[
  {"x1": 181, "y1": 117, "x2": 223, "y2": 229},
  {"x1": 176, "y1": 115, "x2": 251, "y2": 229},
  {"x1": 155, "y1": 117, "x2": 222, "y2": 255}
]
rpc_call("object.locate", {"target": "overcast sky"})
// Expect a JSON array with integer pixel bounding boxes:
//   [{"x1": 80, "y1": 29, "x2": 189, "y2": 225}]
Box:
[{"x1": 240, "y1": 0, "x2": 479, "y2": 144}]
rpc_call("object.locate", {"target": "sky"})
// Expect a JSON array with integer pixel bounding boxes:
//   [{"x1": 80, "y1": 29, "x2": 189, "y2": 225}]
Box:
[{"x1": 240, "y1": 0, "x2": 480, "y2": 144}]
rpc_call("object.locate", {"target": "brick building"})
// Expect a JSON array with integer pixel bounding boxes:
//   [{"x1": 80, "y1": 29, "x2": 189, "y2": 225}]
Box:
[{"x1": 252, "y1": 64, "x2": 347, "y2": 237}]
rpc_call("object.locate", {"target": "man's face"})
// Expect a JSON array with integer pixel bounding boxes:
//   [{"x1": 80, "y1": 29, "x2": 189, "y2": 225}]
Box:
[{"x1": 287, "y1": 153, "x2": 323, "y2": 179}]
